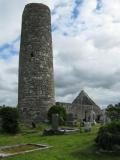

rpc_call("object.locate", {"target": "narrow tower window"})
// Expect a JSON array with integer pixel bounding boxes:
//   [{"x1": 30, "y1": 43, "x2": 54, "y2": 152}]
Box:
[{"x1": 31, "y1": 52, "x2": 34, "y2": 58}]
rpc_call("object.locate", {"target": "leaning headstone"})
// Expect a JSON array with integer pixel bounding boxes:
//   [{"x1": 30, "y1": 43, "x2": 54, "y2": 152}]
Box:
[
  {"x1": 84, "y1": 122, "x2": 92, "y2": 132},
  {"x1": 52, "y1": 114, "x2": 59, "y2": 131}
]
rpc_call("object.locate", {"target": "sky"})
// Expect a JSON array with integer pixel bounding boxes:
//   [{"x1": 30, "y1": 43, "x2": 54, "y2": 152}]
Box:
[{"x1": 0, "y1": 0, "x2": 120, "y2": 108}]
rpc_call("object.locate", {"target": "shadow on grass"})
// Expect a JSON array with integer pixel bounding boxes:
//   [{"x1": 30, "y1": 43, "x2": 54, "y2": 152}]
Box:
[{"x1": 71, "y1": 144, "x2": 120, "y2": 160}]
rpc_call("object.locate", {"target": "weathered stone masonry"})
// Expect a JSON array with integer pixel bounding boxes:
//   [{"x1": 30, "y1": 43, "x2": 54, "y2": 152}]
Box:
[{"x1": 18, "y1": 3, "x2": 55, "y2": 123}]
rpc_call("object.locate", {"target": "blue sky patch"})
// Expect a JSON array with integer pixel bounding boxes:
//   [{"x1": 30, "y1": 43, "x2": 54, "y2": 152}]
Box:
[
  {"x1": 96, "y1": 0, "x2": 103, "y2": 11},
  {"x1": 0, "y1": 44, "x2": 10, "y2": 52},
  {"x1": 63, "y1": 32, "x2": 68, "y2": 36},
  {"x1": 0, "y1": 37, "x2": 20, "y2": 60},
  {"x1": 52, "y1": 25, "x2": 58, "y2": 32},
  {"x1": 72, "y1": 0, "x2": 84, "y2": 19}
]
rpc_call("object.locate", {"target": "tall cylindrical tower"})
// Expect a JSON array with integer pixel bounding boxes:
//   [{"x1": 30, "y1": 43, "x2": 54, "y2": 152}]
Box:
[{"x1": 18, "y1": 3, "x2": 55, "y2": 123}]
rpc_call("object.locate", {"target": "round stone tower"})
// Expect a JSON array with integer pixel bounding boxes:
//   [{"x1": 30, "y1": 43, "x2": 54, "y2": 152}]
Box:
[{"x1": 18, "y1": 3, "x2": 55, "y2": 123}]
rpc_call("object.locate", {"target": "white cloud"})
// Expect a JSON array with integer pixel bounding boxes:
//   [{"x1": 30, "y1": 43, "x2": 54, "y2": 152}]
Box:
[
  {"x1": 52, "y1": 0, "x2": 120, "y2": 107},
  {"x1": 0, "y1": 55, "x2": 18, "y2": 106},
  {"x1": 1, "y1": 0, "x2": 120, "y2": 107},
  {"x1": 0, "y1": 0, "x2": 51, "y2": 45}
]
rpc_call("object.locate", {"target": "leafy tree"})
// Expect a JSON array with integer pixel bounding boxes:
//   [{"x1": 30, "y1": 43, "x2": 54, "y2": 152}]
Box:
[
  {"x1": 48, "y1": 104, "x2": 66, "y2": 125},
  {"x1": 0, "y1": 107, "x2": 19, "y2": 134},
  {"x1": 106, "y1": 103, "x2": 120, "y2": 121}
]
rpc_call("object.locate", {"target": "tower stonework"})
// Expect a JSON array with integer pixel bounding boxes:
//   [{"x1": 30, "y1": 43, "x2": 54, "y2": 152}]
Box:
[{"x1": 18, "y1": 3, "x2": 55, "y2": 123}]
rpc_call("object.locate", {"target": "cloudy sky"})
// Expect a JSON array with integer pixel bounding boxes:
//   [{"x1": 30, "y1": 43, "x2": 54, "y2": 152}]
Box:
[{"x1": 0, "y1": 0, "x2": 120, "y2": 108}]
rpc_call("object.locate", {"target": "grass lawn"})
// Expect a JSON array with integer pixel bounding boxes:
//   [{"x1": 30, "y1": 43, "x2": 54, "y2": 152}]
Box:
[{"x1": 0, "y1": 124, "x2": 120, "y2": 160}]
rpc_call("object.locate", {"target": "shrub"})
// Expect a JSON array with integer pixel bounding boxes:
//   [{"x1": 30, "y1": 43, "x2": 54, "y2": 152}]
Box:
[
  {"x1": 48, "y1": 104, "x2": 66, "y2": 125},
  {"x1": 95, "y1": 121, "x2": 120, "y2": 151},
  {"x1": 0, "y1": 107, "x2": 19, "y2": 134}
]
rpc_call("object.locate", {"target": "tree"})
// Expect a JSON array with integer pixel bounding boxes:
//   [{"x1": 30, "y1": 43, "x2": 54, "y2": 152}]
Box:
[
  {"x1": 0, "y1": 107, "x2": 19, "y2": 134},
  {"x1": 106, "y1": 103, "x2": 120, "y2": 121},
  {"x1": 48, "y1": 104, "x2": 66, "y2": 125}
]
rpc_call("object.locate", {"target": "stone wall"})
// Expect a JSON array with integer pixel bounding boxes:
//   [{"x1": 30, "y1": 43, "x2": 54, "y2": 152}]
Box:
[
  {"x1": 18, "y1": 3, "x2": 55, "y2": 123},
  {"x1": 57, "y1": 102, "x2": 101, "y2": 120},
  {"x1": 71, "y1": 104, "x2": 101, "y2": 120}
]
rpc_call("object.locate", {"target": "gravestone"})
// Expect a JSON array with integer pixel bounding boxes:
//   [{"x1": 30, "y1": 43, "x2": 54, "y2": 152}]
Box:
[
  {"x1": 90, "y1": 110, "x2": 96, "y2": 125},
  {"x1": 43, "y1": 114, "x2": 65, "y2": 135},
  {"x1": 51, "y1": 114, "x2": 59, "y2": 131},
  {"x1": 43, "y1": 113, "x2": 79, "y2": 135},
  {"x1": 84, "y1": 122, "x2": 91, "y2": 132}
]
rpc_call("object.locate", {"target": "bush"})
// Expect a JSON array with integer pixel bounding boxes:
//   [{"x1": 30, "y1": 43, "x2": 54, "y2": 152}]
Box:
[
  {"x1": 95, "y1": 121, "x2": 120, "y2": 151},
  {"x1": 48, "y1": 104, "x2": 66, "y2": 125},
  {"x1": 0, "y1": 107, "x2": 19, "y2": 134}
]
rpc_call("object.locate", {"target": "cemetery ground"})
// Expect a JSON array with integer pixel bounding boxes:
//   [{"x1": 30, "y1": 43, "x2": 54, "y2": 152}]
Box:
[{"x1": 0, "y1": 124, "x2": 120, "y2": 160}]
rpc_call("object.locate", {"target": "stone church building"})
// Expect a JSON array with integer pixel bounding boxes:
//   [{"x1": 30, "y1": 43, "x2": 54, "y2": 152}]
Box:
[{"x1": 57, "y1": 90, "x2": 101, "y2": 121}]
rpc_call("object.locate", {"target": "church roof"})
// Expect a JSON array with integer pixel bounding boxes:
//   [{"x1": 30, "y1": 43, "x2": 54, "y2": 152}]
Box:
[{"x1": 72, "y1": 90, "x2": 97, "y2": 106}]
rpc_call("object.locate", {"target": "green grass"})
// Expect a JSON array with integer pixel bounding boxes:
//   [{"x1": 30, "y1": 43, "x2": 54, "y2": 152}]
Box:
[{"x1": 0, "y1": 124, "x2": 120, "y2": 160}]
